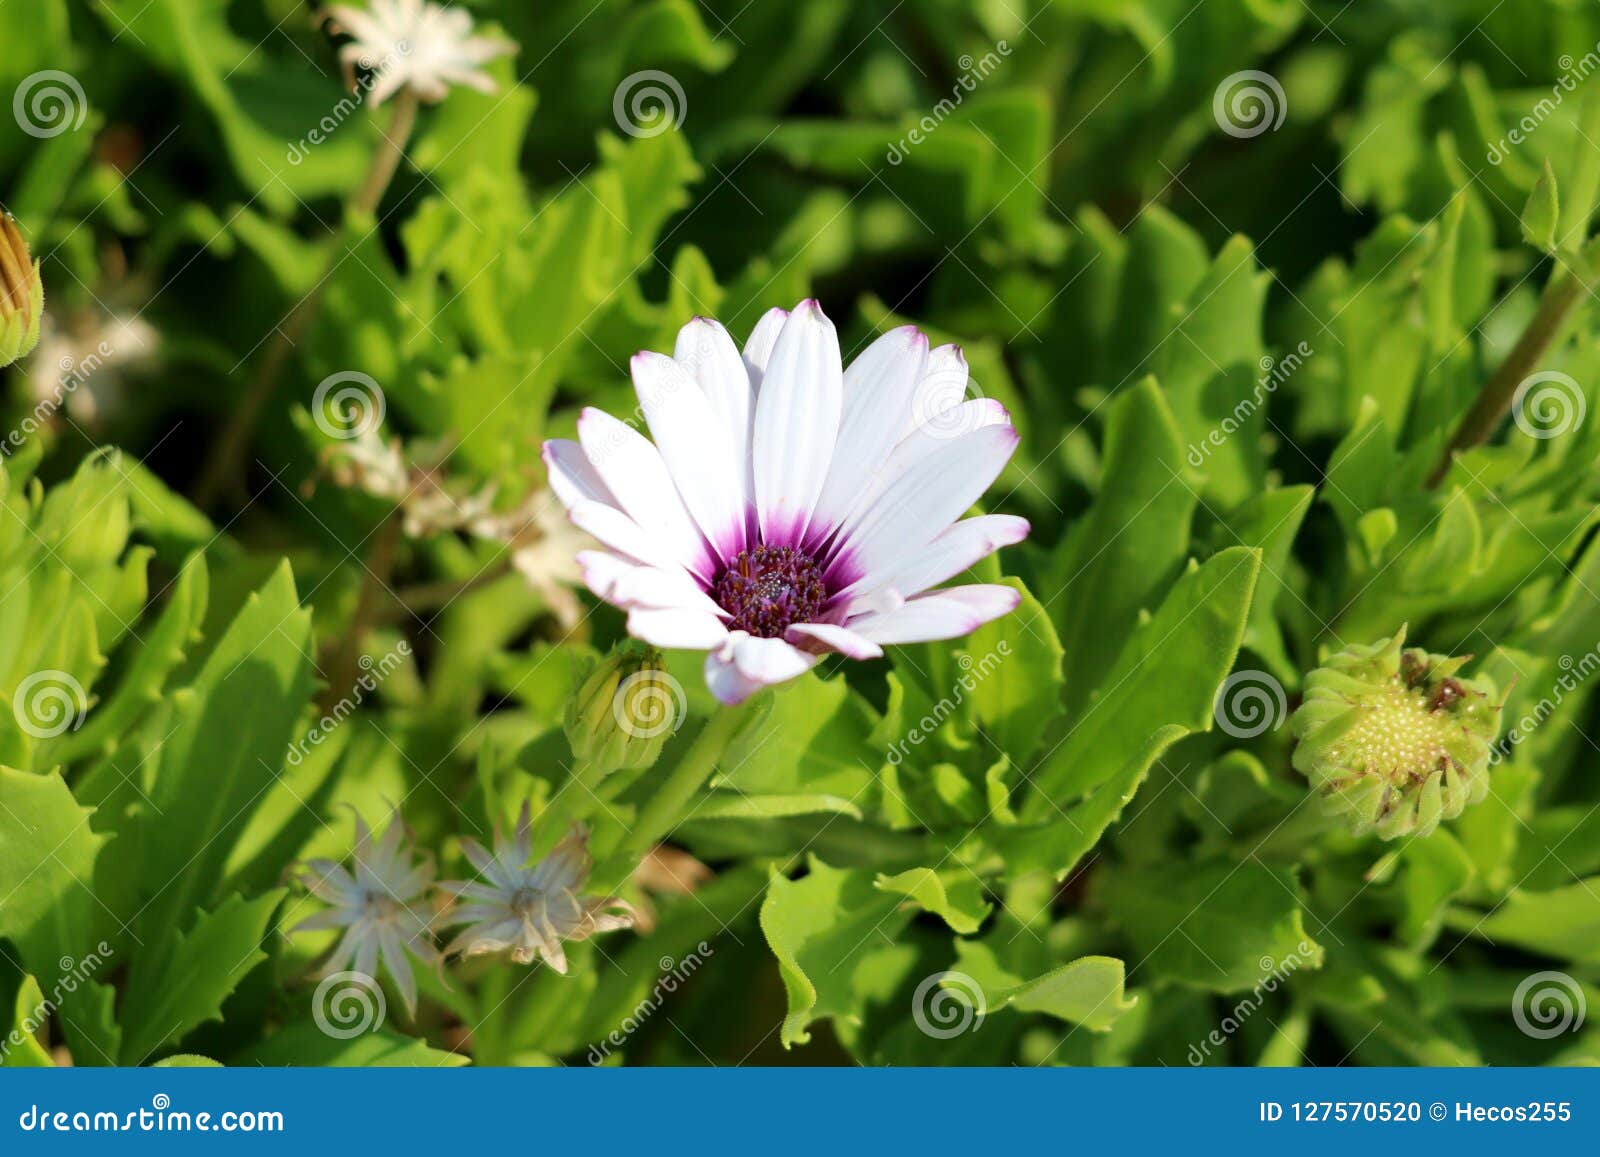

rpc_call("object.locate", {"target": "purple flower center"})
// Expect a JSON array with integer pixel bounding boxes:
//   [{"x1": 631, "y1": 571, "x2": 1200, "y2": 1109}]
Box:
[{"x1": 713, "y1": 545, "x2": 827, "y2": 638}]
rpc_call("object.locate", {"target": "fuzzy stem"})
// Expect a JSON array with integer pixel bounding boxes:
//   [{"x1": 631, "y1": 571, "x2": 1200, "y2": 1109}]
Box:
[
  {"x1": 1427, "y1": 258, "x2": 1592, "y2": 487},
  {"x1": 192, "y1": 89, "x2": 421, "y2": 512},
  {"x1": 530, "y1": 753, "x2": 614, "y2": 852}
]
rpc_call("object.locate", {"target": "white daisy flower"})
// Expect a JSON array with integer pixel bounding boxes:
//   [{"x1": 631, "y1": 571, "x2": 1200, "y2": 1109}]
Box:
[
  {"x1": 292, "y1": 809, "x2": 439, "y2": 1016},
  {"x1": 541, "y1": 300, "x2": 1030, "y2": 704},
  {"x1": 441, "y1": 805, "x2": 635, "y2": 972},
  {"x1": 323, "y1": 0, "x2": 516, "y2": 106}
]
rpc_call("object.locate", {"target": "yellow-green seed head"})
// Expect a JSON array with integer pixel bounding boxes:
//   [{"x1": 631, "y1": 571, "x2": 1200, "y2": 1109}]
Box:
[{"x1": 1290, "y1": 628, "x2": 1500, "y2": 840}]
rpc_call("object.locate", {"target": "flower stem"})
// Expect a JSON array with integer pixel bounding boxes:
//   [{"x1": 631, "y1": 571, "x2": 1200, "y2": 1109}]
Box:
[
  {"x1": 192, "y1": 89, "x2": 421, "y2": 512},
  {"x1": 319, "y1": 511, "x2": 403, "y2": 714},
  {"x1": 1427, "y1": 255, "x2": 1593, "y2": 487},
  {"x1": 351, "y1": 89, "x2": 420, "y2": 219},
  {"x1": 529, "y1": 753, "x2": 614, "y2": 852},
  {"x1": 598, "y1": 702, "x2": 753, "y2": 882},
  {"x1": 384, "y1": 559, "x2": 516, "y2": 619}
]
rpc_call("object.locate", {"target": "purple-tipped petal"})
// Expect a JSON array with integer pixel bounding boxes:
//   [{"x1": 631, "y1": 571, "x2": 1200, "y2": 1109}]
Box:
[
  {"x1": 632, "y1": 351, "x2": 748, "y2": 562},
  {"x1": 786, "y1": 622, "x2": 884, "y2": 660},
  {"x1": 848, "y1": 584, "x2": 1023, "y2": 645},
  {"x1": 752, "y1": 300, "x2": 842, "y2": 546}
]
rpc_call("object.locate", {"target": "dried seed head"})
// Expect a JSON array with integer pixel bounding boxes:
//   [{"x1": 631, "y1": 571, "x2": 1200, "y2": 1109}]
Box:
[{"x1": 1290, "y1": 627, "x2": 1500, "y2": 841}]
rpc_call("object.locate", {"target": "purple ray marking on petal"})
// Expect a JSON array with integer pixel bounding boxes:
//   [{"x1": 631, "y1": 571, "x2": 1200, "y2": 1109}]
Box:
[{"x1": 821, "y1": 543, "x2": 864, "y2": 593}]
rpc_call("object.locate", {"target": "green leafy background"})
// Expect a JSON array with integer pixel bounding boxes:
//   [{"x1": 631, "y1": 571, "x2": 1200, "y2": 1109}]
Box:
[{"x1": 2, "y1": 0, "x2": 1600, "y2": 1067}]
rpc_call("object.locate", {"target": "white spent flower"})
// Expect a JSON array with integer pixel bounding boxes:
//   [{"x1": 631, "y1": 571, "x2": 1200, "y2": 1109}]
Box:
[
  {"x1": 323, "y1": 0, "x2": 516, "y2": 106},
  {"x1": 292, "y1": 809, "x2": 439, "y2": 1016},
  {"x1": 442, "y1": 804, "x2": 635, "y2": 972},
  {"x1": 479, "y1": 488, "x2": 591, "y2": 628},
  {"x1": 29, "y1": 310, "x2": 159, "y2": 425}
]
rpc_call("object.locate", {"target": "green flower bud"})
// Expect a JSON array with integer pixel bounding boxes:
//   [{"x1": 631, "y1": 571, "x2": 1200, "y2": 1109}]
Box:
[
  {"x1": 1290, "y1": 628, "x2": 1500, "y2": 841},
  {"x1": 564, "y1": 644, "x2": 683, "y2": 772},
  {"x1": 0, "y1": 214, "x2": 43, "y2": 367}
]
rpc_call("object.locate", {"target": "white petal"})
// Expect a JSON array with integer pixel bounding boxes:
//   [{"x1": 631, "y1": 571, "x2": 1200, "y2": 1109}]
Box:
[
  {"x1": 704, "y1": 647, "x2": 765, "y2": 705},
  {"x1": 577, "y1": 550, "x2": 723, "y2": 616},
  {"x1": 627, "y1": 607, "x2": 730, "y2": 651},
  {"x1": 786, "y1": 622, "x2": 883, "y2": 660},
  {"x1": 827, "y1": 423, "x2": 1019, "y2": 588},
  {"x1": 848, "y1": 585, "x2": 1022, "y2": 644},
  {"x1": 844, "y1": 514, "x2": 1030, "y2": 604},
  {"x1": 829, "y1": 399, "x2": 1011, "y2": 538},
  {"x1": 567, "y1": 499, "x2": 684, "y2": 573},
  {"x1": 752, "y1": 300, "x2": 843, "y2": 544},
  {"x1": 703, "y1": 632, "x2": 818, "y2": 703},
  {"x1": 578, "y1": 408, "x2": 713, "y2": 580},
  {"x1": 907, "y1": 344, "x2": 971, "y2": 439},
  {"x1": 742, "y1": 307, "x2": 789, "y2": 385},
  {"x1": 733, "y1": 634, "x2": 817, "y2": 682},
  {"x1": 809, "y1": 326, "x2": 929, "y2": 537},
  {"x1": 542, "y1": 439, "x2": 614, "y2": 509},
  {"x1": 632, "y1": 352, "x2": 748, "y2": 562},
  {"x1": 675, "y1": 318, "x2": 755, "y2": 506}
]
